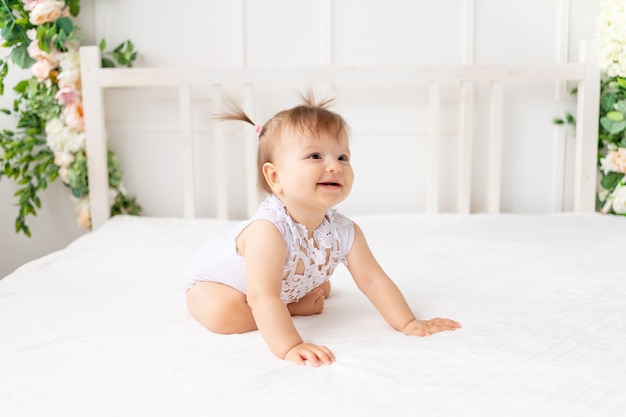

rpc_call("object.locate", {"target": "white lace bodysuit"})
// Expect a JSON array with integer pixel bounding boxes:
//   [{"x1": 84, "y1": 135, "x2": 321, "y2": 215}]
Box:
[{"x1": 184, "y1": 195, "x2": 355, "y2": 304}]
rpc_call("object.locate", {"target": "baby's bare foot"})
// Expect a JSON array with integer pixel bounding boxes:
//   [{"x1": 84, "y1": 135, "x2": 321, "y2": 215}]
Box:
[{"x1": 288, "y1": 288, "x2": 325, "y2": 316}]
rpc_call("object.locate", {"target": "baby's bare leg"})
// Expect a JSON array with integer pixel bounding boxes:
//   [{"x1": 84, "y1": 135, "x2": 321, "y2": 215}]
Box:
[
  {"x1": 186, "y1": 281, "x2": 257, "y2": 334},
  {"x1": 287, "y1": 281, "x2": 331, "y2": 316}
]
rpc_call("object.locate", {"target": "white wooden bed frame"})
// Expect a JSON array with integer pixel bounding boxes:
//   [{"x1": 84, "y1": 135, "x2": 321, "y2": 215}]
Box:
[{"x1": 79, "y1": 42, "x2": 600, "y2": 228}]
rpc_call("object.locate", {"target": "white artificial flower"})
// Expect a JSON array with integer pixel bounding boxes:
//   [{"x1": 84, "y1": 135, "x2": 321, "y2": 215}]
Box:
[
  {"x1": 58, "y1": 167, "x2": 69, "y2": 183},
  {"x1": 57, "y1": 49, "x2": 81, "y2": 89},
  {"x1": 53, "y1": 150, "x2": 75, "y2": 168},
  {"x1": 45, "y1": 118, "x2": 65, "y2": 151},
  {"x1": 45, "y1": 117, "x2": 85, "y2": 153},
  {"x1": 597, "y1": 0, "x2": 626, "y2": 77},
  {"x1": 611, "y1": 183, "x2": 626, "y2": 214}
]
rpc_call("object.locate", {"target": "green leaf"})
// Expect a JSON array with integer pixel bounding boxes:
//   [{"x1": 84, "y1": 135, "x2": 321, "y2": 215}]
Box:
[
  {"x1": 600, "y1": 117, "x2": 626, "y2": 135},
  {"x1": 55, "y1": 17, "x2": 74, "y2": 35},
  {"x1": 601, "y1": 94, "x2": 616, "y2": 113},
  {"x1": 13, "y1": 79, "x2": 29, "y2": 93},
  {"x1": 36, "y1": 25, "x2": 46, "y2": 41},
  {"x1": 616, "y1": 100, "x2": 626, "y2": 114},
  {"x1": 101, "y1": 57, "x2": 116, "y2": 68},
  {"x1": 617, "y1": 77, "x2": 626, "y2": 88},
  {"x1": 607, "y1": 111, "x2": 624, "y2": 122},
  {"x1": 67, "y1": 0, "x2": 80, "y2": 17},
  {"x1": 601, "y1": 171, "x2": 624, "y2": 190},
  {"x1": 99, "y1": 38, "x2": 107, "y2": 51},
  {"x1": 9, "y1": 44, "x2": 35, "y2": 69},
  {"x1": 71, "y1": 186, "x2": 85, "y2": 198},
  {"x1": 15, "y1": 217, "x2": 24, "y2": 234}
]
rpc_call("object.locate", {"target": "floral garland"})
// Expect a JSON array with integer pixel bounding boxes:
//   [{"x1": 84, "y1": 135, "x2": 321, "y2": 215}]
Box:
[
  {"x1": 555, "y1": 0, "x2": 626, "y2": 215},
  {"x1": 596, "y1": 0, "x2": 626, "y2": 214},
  {"x1": 0, "y1": 0, "x2": 140, "y2": 236}
]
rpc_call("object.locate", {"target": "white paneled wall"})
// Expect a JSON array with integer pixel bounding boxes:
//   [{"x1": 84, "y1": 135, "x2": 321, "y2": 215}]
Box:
[{"x1": 0, "y1": 0, "x2": 600, "y2": 278}]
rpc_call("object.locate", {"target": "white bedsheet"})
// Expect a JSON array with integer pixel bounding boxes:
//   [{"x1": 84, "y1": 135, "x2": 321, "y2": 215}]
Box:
[{"x1": 1, "y1": 213, "x2": 625, "y2": 417}]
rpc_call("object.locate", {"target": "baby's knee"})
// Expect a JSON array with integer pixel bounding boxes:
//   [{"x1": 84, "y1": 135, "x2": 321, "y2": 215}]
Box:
[
  {"x1": 202, "y1": 316, "x2": 239, "y2": 334},
  {"x1": 186, "y1": 285, "x2": 251, "y2": 334}
]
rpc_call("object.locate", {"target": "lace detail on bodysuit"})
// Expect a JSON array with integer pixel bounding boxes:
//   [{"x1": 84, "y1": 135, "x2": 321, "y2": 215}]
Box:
[{"x1": 261, "y1": 195, "x2": 351, "y2": 304}]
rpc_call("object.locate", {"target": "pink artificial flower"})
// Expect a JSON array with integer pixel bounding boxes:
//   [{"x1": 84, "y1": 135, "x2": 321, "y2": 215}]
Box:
[
  {"x1": 31, "y1": 59, "x2": 54, "y2": 81},
  {"x1": 75, "y1": 198, "x2": 91, "y2": 228},
  {"x1": 55, "y1": 86, "x2": 80, "y2": 106},
  {"x1": 610, "y1": 148, "x2": 626, "y2": 173},
  {"x1": 29, "y1": 0, "x2": 65, "y2": 25},
  {"x1": 22, "y1": 0, "x2": 42, "y2": 11},
  {"x1": 62, "y1": 102, "x2": 85, "y2": 131},
  {"x1": 27, "y1": 38, "x2": 59, "y2": 67},
  {"x1": 27, "y1": 38, "x2": 44, "y2": 60}
]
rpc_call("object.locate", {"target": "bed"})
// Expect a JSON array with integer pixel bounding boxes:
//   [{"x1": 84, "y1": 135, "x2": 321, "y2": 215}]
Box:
[{"x1": 2, "y1": 41, "x2": 625, "y2": 417}]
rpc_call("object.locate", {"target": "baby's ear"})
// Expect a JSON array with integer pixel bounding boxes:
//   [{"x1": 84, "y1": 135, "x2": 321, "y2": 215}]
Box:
[{"x1": 262, "y1": 162, "x2": 282, "y2": 194}]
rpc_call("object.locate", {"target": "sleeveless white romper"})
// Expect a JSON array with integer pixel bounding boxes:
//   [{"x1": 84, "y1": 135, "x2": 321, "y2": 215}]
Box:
[{"x1": 184, "y1": 195, "x2": 355, "y2": 304}]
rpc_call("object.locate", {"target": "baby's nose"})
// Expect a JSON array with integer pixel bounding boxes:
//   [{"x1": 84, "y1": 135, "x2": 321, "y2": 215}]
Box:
[{"x1": 326, "y1": 160, "x2": 341, "y2": 173}]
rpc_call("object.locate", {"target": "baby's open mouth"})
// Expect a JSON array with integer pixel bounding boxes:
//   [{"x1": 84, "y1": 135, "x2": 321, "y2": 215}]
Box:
[{"x1": 318, "y1": 182, "x2": 340, "y2": 186}]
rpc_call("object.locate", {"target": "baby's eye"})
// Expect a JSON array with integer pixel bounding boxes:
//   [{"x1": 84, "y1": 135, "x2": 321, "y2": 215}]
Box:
[
  {"x1": 338, "y1": 154, "x2": 349, "y2": 162},
  {"x1": 308, "y1": 153, "x2": 322, "y2": 160}
]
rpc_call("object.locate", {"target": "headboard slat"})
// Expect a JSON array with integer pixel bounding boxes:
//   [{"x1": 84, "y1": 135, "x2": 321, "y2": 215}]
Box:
[
  {"x1": 179, "y1": 86, "x2": 196, "y2": 219},
  {"x1": 487, "y1": 81, "x2": 504, "y2": 214},
  {"x1": 574, "y1": 41, "x2": 601, "y2": 212},
  {"x1": 211, "y1": 86, "x2": 229, "y2": 220},
  {"x1": 242, "y1": 84, "x2": 261, "y2": 218},
  {"x1": 79, "y1": 46, "x2": 109, "y2": 229},
  {"x1": 426, "y1": 82, "x2": 441, "y2": 213},
  {"x1": 457, "y1": 82, "x2": 474, "y2": 214}
]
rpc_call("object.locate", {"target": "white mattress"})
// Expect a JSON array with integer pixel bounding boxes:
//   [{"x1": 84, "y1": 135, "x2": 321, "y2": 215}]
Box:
[{"x1": 1, "y1": 213, "x2": 625, "y2": 417}]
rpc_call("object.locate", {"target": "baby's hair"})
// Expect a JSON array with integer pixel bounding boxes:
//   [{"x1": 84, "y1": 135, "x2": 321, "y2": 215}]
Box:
[{"x1": 215, "y1": 90, "x2": 350, "y2": 194}]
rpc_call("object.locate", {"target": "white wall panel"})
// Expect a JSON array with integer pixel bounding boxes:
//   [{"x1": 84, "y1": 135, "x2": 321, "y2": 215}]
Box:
[
  {"x1": 246, "y1": 1, "x2": 327, "y2": 66},
  {"x1": 568, "y1": 0, "x2": 600, "y2": 63},
  {"x1": 475, "y1": 0, "x2": 559, "y2": 64},
  {"x1": 96, "y1": 1, "x2": 239, "y2": 66},
  {"x1": 334, "y1": 0, "x2": 466, "y2": 65}
]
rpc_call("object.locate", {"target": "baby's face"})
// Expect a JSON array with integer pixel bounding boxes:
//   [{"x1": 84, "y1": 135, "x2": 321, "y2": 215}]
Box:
[{"x1": 271, "y1": 129, "x2": 354, "y2": 213}]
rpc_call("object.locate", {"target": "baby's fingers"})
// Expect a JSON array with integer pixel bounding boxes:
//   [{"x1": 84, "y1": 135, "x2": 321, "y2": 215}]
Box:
[
  {"x1": 426, "y1": 317, "x2": 461, "y2": 333},
  {"x1": 304, "y1": 347, "x2": 334, "y2": 367},
  {"x1": 402, "y1": 318, "x2": 461, "y2": 337},
  {"x1": 285, "y1": 344, "x2": 335, "y2": 367}
]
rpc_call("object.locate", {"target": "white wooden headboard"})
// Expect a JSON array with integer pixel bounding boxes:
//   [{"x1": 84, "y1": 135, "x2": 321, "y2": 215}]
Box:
[{"x1": 79, "y1": 42, "x2": 600, "y2": 230}]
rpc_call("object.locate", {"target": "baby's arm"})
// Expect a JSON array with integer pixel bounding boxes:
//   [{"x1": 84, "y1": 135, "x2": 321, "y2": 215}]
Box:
[
  {"x1": 346, "y1": 223, "x2": 460, "y2": 335},
  {"x1": 239, "y1": 220, "x2": 335, "y2": 366}
]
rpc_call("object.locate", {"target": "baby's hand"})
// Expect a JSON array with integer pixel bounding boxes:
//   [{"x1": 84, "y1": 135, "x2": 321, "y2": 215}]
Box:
[
  {"x1": 402, "y1": 318, "x2": 461, "y2": 337},
  {"x1": 284, "y1": 343, "x2": 335, "y2": 367}
]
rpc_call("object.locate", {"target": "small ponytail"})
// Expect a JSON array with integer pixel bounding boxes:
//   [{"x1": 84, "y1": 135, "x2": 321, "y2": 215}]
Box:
[{"x1": 214, "y1": 95, "x2": 255, "y2": 125}]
